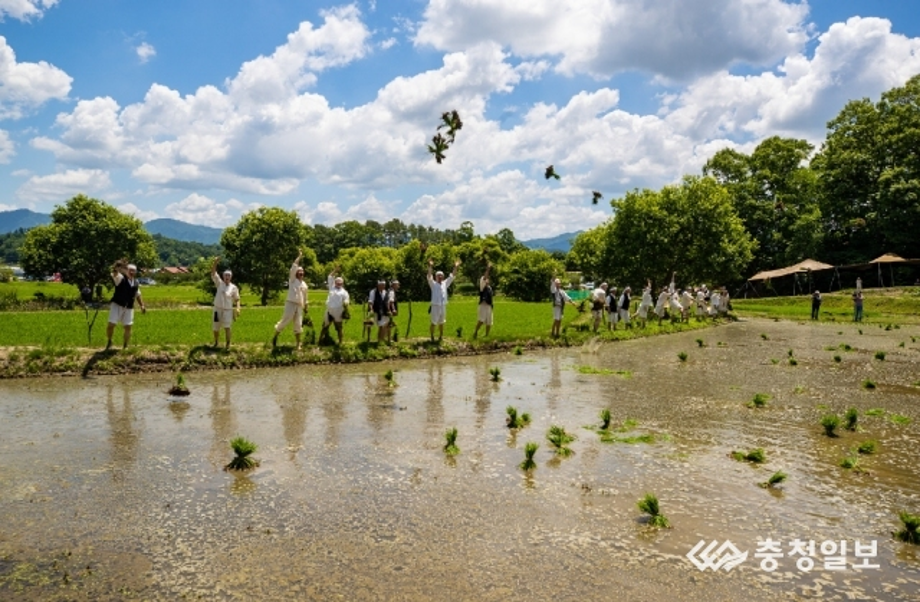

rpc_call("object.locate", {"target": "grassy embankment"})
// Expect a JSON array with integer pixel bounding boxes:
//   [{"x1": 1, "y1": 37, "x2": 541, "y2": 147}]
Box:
[
  {"x1": 0, "y1": 282, "x2": 718, "y2": 377},
  {"x1": 732, "y1": 287, "x2": 920, "y2": 324}
]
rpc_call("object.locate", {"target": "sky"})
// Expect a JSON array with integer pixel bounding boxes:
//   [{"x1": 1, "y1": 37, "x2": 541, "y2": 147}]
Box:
[{"x1": 0, "y1": 0, "x2": 918, "y2": 240}]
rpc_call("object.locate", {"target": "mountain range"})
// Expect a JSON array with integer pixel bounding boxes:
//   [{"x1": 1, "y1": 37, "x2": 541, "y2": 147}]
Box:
[{"x1": 0, "y1": 208, "x2": 578, "y2": 251}]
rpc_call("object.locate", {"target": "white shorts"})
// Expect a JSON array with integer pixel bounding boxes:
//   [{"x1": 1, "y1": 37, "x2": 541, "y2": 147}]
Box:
[
  {"x1": 655, "y1": 305, "x2": 665, "y2": 318},
  {"x1": 430, "y1": 304, "x2": 446, "y2": 325},
  {"x1": 213, "y1": 308, "x2": 234, "y2": 330},
  {"x1": 618, "y1": 308, "x2": 631, "y2": 324},
  {"x1": 275, "y1": 302, "x2": 304, "y2": 334},
  {"x1": 670, "y1": 301, "x2": 682, "y2": 314},
  {"x1": 376, "y1": 315, "x2": 390, "y2": 327},
  {"x1": 108, "y1": 303, "x2": 134, "y2": 326},
  {"x1": 608, "y1": 310, "x2": 619, "y2": 324},
  {"x1": 478, "y1": 304, "x2": 493, "y2": 326},
  {"x1": 553, "y1": 305, "x2": 564, "y2": 321},
  {"x1": 324, "y1": 306, "x2": 345, "y2": 325},
  {"x1": 637, "y1": 305, "x2": 650, "y2": 319}
]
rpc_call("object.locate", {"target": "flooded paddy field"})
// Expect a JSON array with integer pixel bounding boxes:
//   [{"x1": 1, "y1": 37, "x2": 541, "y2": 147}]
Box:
[{"x1": 1, "y1": 318, "x2": 919, "y2": 601}]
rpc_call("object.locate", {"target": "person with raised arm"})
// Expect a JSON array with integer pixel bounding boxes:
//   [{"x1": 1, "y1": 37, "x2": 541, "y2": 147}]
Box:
[
  {"x1": 427, "y1": 257, "x2": 461, "y2": 341},
  {"x1": 105, "y1": 259, "x2": 146, "y2": 350},
  {"x1": 272, "y1": 249, "x2": 308, "y2": 350},
  {"x1": 321, "y1": 264, "x2": 350, "y2": 345},
  {"x1": 473, "y1": 262, "x2": 494, "y2": 339},
  {"x1": 211, "y1": 256, "x2": 240, "y2": 349}
]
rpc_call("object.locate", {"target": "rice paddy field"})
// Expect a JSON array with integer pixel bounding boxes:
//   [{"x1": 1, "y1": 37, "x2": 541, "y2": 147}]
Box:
[{"x1": 1, "y1": 318, "x2": 919, "y2": 600}]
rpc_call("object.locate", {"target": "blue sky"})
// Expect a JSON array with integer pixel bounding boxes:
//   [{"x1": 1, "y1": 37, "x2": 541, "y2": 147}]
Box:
[{"x1": 1, "y1": 0, "x2": 918, "y2": 239}]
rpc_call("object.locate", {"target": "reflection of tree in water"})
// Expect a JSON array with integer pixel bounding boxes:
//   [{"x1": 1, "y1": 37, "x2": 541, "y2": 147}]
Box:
[
  {"x1": 321, "y1": 377, "x2": 346, "y2": 449},
  {"x1": 105, "y1": 384, "x2": 139, "y2": 482},
  {"x1": 209, "y1": 383, "x2": 236, "y2": 468},
  {"x1": 474, "y1": 361, "x2": 491, "y2": 431},
  {"x1": 425, "y1": 363, "x2": 444, "y2": 433}
]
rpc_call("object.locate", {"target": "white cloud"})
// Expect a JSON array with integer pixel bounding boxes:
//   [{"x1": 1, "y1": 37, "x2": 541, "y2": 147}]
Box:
[
  {"x1": 380, "y1": 37, "x2": 397, "y2": 50},
  {"x1": 135, "y1": 42, "x2": 156, "y2": 64},
  {"x1": 0, "y1": 36, "x2": 72, "y2": 119},
  {"x1": 118, "y1": 202, "x2": 160, "y2": 222},
  {"x1": 295, "y1": 195, "x2": 393, "y2": 225},
  {"x1": 16, "y1": 168, "x2": 112, "y2": 203},
  {"x1": 0, "y1": 0, "x2": 57, "y2": 21},
  {"x1": 0, "y1": 129, "x2": 14, "y2": 162},
  {"x1": 163, "y1": 193, "x2": 259, "y2": 226},
  {"x1": 415, "y1": 0, "x2": 810, "y2": 79},
  {"x1": 11, "y1": 168, "x2": 30, "y2": 177}
]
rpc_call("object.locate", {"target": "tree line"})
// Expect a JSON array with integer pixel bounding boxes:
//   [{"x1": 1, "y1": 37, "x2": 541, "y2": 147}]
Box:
[{"x1": 568, "y1": 74, "x2": 920, "y2": 291}]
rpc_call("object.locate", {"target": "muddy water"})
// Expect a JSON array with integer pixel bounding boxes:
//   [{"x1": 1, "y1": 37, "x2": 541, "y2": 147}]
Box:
[{"x1": 1, "y1": 319, "x2": 919, "y2": 601}]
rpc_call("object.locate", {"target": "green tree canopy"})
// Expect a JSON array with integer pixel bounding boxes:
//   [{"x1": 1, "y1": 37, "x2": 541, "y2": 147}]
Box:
[
  {"x1": 220, "y1": 207, "x2": 312, "y2": 305},
  {"x1": 19, "y1": 195, "x2": 157, "y2": 293},
  {"x1": 568, "y1": 223, "x2": 611, "y2": 281},
  {"x1": 604, "y1": 176, "x2": 755, "y2": 288},
  {"x1": 501, "y1": 249, "x2": 565, "y2": 302},
  {"x1": 340, "y1": 247, "x2": 398, "y2": 303}
]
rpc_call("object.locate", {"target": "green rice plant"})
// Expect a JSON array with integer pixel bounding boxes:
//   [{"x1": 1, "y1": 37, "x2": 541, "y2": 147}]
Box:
[
  {"x1": 506, "y1": 406, "x2": 531, "y2": 429},
  {"x1": 862, "y1": 379, "x2": 877, "y2": 390},
  {"x1": 859, "y1": 329, "x2": 863, "y2": 335},
  {"x1": 833, "y1": 355, "x2": 842, "y2": 363},
  {"x1": 731, "y1": 448, "x2": 766, "y2": 463},
  {"x1": 749, "y1": 393, "x2": 770, "y2": 408},
  {"x1": 770, "y1": 358, "x2": 779, "y2": 365},
  {"x1": 821, "y1": 414, "x2": 841, "y2": 437},
  {"x1": 894, "y1": 511, "x2": 920, "y2": 545},
  {"x1": 885, "y1": 324, "x2": 892, "y2": 331},
  {"x1": 637, "y1": 493, "x2": 670, "y2": 528},
  {"x1": 519, "y1": 442, "x2": 538, "y2": 471},
  {"x1": 444, "y1": 427, "x2": 460, "y2": 456},
  {"x1": 383, "y1": 369, "x2": 396, "y2": 387},
  {"x1": 696, "y1": 338, "x2": 705, "y2": 348},
  {"x1": 899, "y1": 342, "x2": 905, "y2": 348},
  {"x1": 844, "y1": 407, "x2": 859, "y2": 431},
  {"x1": 546, "y1": 425, "x2": 576, "y2": 456},
  {"x1": 875, "y1": 350, "x2": 886, "y2": 361},
  {"x1": 913, "y1": 381, "x2": 920, "y2": 387},
  {"x1": 824, "y1": 345, "x2": 837, "y2": 351},
  {"x1": 225, "y1": 436, "x2": 259, "y2": 471},
  {"x1": 717, "y1": 341, "x2": 727, "y2": 347},
  {"x1": 840, "y1": 455, "x2": 860, "y2": 470},
  {"x1": 793, "y1": 385, "x2": 806, "y2": 394},
  {"x1": 838, "y1": 331, "x2": 843, "y2": 335},
  {"x1": 615, "y1": 433, "x2": 656, "y2": 444},
  {"x1": 865, "y1": 408, "x2": 885, "y2": 417},
  {"x1": 889, "y1": 414, "x2": 911, "y2": 426},
  {"x1": 759, "y1": 471, "x2": 788, "y2": 488},
  {"x1": 912, "y1": 337, "x2": 917, "y2": 343},
  {"x1": 168, "y1": 373, "x2": 190, "y2": 396},
  {"x1": 677, "y1": 351, "x2": 688, "y2": 362},
  {"x1": 787, "y1": 349, "x2": 794, "y2": 357},
  {"x1": 599, "y1": 408, "x2": 612, "y2": 430},
  {"x1": 840, "y1": 343, "x2": 853, "y2": 351},
  {"x1": 760, "y1": 333, "x2": 769, "y2": 340},
  {"x1": 857, "y1": 440, "x2": 877, "y2": 455},
  {"x1": 513, "y1": 345, "x2": 523, "y2": 355},
  {"x1": 788, "y1": 357, "x2": 798, "y2": 366},
  {"x1": 489, "y1": 366, "x2": 501, "y2": 382},
  {"x1": 617, "y1": 418, "x2": 639, "y2": 432}
]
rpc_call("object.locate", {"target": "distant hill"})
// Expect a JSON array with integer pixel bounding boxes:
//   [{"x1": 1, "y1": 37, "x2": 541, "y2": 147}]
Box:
[
  {"x1": 145, "y1": 219, "x2": 223, "y2": 245},
  {"x1": 523, "y1": 231, "x2": 581, "y2": 253},
  {"x1": 0, "y1": 209, "x2": 51, "y2": 234}
]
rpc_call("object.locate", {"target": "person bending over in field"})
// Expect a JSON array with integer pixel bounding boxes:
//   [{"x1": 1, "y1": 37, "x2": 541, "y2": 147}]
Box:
[
  {"x1": 427, "y1": 258, "x2": 461, "y2": 341},
  {"x1": 550, "y1": 276, "x2": 577, "y2": 337},
  {"x1": 211, "y1": 256, "x2": 240, "y2": 349},
  {"x1": 321, "y1": 265, "x2": 350, "y2": 345},
  {"x1": 473, "y1": 263, "x2": 494, "y2": 339},
  {"x1": 272, "y1": 250, "x2": 308, "y2": 350},
  {"x1": 106, "y1": 259, "x2": 147, "y2": 350}
]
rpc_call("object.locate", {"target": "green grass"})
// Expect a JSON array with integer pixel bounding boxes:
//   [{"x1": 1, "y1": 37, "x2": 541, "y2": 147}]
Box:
[
  {"x1": 759, "y1": 470, "x2": 787, "y2": 488},
  {"x1": 821, "y1": 414, "x2": 841, "y2": 437},
  {"x1": 862, "y1": 379, "x2": 877, "y2": 390},
  {"x1": 546, "y1": 425, "x2": 576, "y2": 456},
  {"x1": 731, "y1": 448, "x2": 767, "y2": 463},
  {"x1": 857, "y1": 440, "x2": 878, "y2": 455},
  {"x1": 733, "y1": 288, "x2": 920, "y2": 324},
  {"x1": 506, "y1": 406, "x2": 531, "y2": 429},
  {"x1": 865, "y1": 408, "x2": 885, "y2": 417},
  {"x1": 576, "y1": 365, "x2": 631, "y2": 377},
  {"x1": 637, "y1": 493, "x2": 670, "y2": 528},
  {"x1": 599, "y1": 408, "x2": 612, "y2": 430},
  {"x1": 889, "y1": 414, "x2": 912, "y2": 426},
  {"x1": 844, "y1": 407, "x2": 859, "y2": 431},
  {"x1": 840, "y1": 455, "x2": 860, "y2": 470},
  {"x1": 749, "y1": 393, "x2": 771, "y2": 408}
]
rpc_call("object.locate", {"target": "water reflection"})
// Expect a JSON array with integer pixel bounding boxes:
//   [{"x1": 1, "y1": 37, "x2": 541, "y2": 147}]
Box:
[
  {"x1": 209, "y1": 383, "x2": 235, "y2": 469},
  {"x1": 473, "y1": 361, "x2": 491, "y2": 431},
  {"x1": 278, "y1": 385, "x2": 307, "y2": 462},
  {"x1": 321, "y1": 376, "x2": 345, "y2": 449},
  {"x1": 425, "y1": 363, "x2": 444, "y2": 434},
  {"x1": 105, "y1": 384, "x2": 139, "y2": 482}
]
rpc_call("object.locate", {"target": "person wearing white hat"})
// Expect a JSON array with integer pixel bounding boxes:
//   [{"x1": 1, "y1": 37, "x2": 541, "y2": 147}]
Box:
[
  {"x1": 211, "y1": 256, "x2": 240, "y2": 349},
  {"x1": 272, "y1": 250, "x2": 308, "y2": 350},
  {"x1": 473, "y1": 263, "x2": 494, "y2": 339},
  {"x1": 427, "y1": 257, "x2": 461, "y2": 340},
  {"x1": 590, "y1": 282, "x2": 608, "y2": 333},
  {"x1": 321, "y1": 264, "x2": 350, "y2": 345},
  {"x1": 550, "y1": 275, "x2": 577, "y2": 337},
  {"x1": 106, "y1": 259, "x2": 146, "y2": 350},
  {"x1": 636, "y1": 280, "x2": 653, "y2": 327},
  {"x1": 368, "y1": 279, "x2": 390, "y2": 343}
]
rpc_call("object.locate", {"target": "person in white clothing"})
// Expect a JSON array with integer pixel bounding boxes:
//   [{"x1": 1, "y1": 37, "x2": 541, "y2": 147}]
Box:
[
  {"x1": 591, "y1": 283, "x2": 608, "y2": 333},
  {"x1": 550, "y1": 276, "x2": 577, "y2": 337},
  {"x1": 473, "y1": 263, "x2": 494, "y2": 339},
  {"x1": 719, "y1": 287, "x2": 730, "y2": 316},
  {"x1": 636, "y1": 280, "x2": 653, "y2": 328},
  {"x1": 211, "y1": 256, "x2": 240, "y2": 348},
  {"x1": 606, "y1": 286, "x2": 619, "y2": 330},
  {"x1": 106, "y1": 259, "x2": 147, "y2": 350},
  {"x1": 427, "y1": 258, "x2": 461, "y2": 340},
  {"x1": 617, "y1": 286, "x2": 632, "y2": 327},
  {"x1": 322, "y1": 265, "x2": 350, "y2": 345},
  {"x1": 387, "y1": 280, "x2": 400, "y2": 343},
  {"x1": 655, "y1": 286, "x2": 669, "y2": 325},
  {"x1": 272, "y1": 250, "x2": 309, "y2": 350},
  {"x1": 680, "y1": 288, "x2": 694, "y2": 323},
  {"x1": 709, "y1": 290, "x2": 722, "y2": 317},
  {"x1": 696, "y1": 287, "x2": 707, "y2": 319},
  {"x1": 368, "y1": 280, "x2": 390, "y2": 343}
]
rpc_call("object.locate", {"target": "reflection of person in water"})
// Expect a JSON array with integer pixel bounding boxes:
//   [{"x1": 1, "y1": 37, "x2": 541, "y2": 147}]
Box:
[
  {"x1": 106, "y1": 384, "x2": 139, "y2": 481},
  {"x1": 210, "y1": 383, "x2": 236, "y2": 467},
  {"x1": 473, "y1": 360, "x2": 492, "y2": 430},
  {"x1": 425, "y1": 363, "x2": 444, "y2": 431}
]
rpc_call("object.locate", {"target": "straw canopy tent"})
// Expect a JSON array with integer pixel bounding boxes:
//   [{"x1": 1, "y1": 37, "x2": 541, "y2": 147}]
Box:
[
  {"x1": 743, "y1": 259, "x2": 836, "y2": 296},
  {"x1": 868, "y1": 253, "x2": 920, "y2": 287}
]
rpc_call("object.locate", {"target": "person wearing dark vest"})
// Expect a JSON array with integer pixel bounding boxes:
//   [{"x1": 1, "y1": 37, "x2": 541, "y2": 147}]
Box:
[
  {"x1": 368, "y1": 280, "x2": 390, "y2": 343},
  {"x1": 618, "y1": 286, "x2": 632, "y2": 328},
  {"x1": 106, "y1": 259, "x2": 146, "y2": 350},
  {"x1": 811, "y1": 290, "x2": 822, "y2": 320},
  {"x1": 387, "y1": 280, "x2": 400, "y2": 342},
  {"x1": 473, "y1": 263, "x2": 494, "y2": 339}
]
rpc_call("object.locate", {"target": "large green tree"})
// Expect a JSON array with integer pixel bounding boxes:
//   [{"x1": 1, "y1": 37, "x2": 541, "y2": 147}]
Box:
[
  {"x1": 19, "y1": 195, "x2": 157, "y2": 294},
  {"x1": 704, "y1": 136, "x2": 821, "y2": 273},
  {"x1": 811, "y1": 74, "x2": 920, "y2": 263},
  {"x1": 603, "y1": 176, "x2": 755, "y2": 288},
  {"x1": 501, "y1": 249, "x2": 565, "y2": 302},
  {"x1": 568, "y1": 223, "x2": 611, "y2": 281},
  {"x1": 220, "y1": 207, "x2": 312, "y2": 305},
  {"x1": 340, "y1": 247, "x2": 398, "y2": 303}
]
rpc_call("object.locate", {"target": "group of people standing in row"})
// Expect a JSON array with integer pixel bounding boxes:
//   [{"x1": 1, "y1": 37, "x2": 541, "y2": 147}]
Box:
[
  {"x1": 811, "y1": 277, "x2": 865, "y2": 322},
  {"x1": 553, "y1": 272, "x2": 732, "y2": 336}
]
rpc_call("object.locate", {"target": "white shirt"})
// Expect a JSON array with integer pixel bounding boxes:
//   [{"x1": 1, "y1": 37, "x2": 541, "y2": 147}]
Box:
[
  {"x1": 591, "y1": 288, "x2": 606, "y2": 305},
  {"x1": 656, "y1": 291, "x2": 669, "y2": 309},
  {"x1": 211, "y1": 273, "x2": 240, "y2": 310},
  {"x1": 551, "y1": 282, "x2": 571, "y2": 306},
  {"x1": 326, "y1": 274, "x2": 350, "y2": 310},
  {"x1": 640, "y1": 289, "x2": 653, "y2": 308},
  {"x1": 285, "y1": 263, "x2": 308, "y2": 307},
  {"x1": 711, "y1": 292, "x2": 722, "y2": 310},
  {"x1": 428, "y1": 272, "x2": 455, "y2": 306},
  {"x1": 681, "y1": 290, "x2": 694, "y2": 309}
]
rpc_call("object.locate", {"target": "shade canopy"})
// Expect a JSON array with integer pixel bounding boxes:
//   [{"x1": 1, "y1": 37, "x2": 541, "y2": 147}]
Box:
[{"x1": 747, "y1": 259, "x2": 835, "y2": 282}]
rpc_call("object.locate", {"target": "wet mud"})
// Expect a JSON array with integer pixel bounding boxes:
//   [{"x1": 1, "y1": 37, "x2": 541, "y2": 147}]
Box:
[{"x1": 1, "y1": 318, "x2": 919, "y2": 600}]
